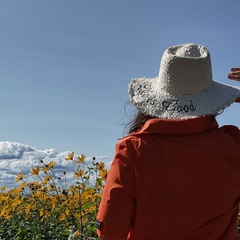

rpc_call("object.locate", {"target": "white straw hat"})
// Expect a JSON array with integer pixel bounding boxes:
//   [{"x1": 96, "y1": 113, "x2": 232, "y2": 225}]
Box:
[{"x1": 129, "y1": 43, "x2": 240, "y2": 119}]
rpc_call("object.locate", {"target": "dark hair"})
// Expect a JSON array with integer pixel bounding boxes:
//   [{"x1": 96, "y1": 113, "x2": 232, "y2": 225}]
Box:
[{"x1": 124, "y1": 111, "x2": 154, "y2": 134}]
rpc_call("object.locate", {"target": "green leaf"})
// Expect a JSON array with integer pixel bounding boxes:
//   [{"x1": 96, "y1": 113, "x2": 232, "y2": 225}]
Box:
[{"x1": 96, "y1": 178, "x2": 102, "y2": 187}]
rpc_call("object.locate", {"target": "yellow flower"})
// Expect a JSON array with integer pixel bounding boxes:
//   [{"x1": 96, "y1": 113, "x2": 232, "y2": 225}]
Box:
[
  {"x1": 43, "y1": 175, "x2": 51, "y2": 184},
  {"x1": 28, "y1": 181, "x2": 42, "y2": 191},
  {"x1": 59, "y1": 213, "x2": 65, "y2": 221},
  {"x1": 25, "y1": 203, "x2": 32, "y2": 213},
  {"x1": 65, "y1": 208, "x2": 71, "y2": 216},
  {"x1": 99, "y1": 168, "x2": 108, "y2": 181},
  {"x1": 39, "y1": 208, "x2": 45, "y2": 216},
  {"x1": 73, "y1": 230, "x2": 81, "y2": 237},
  {"x1": 11, "y1": 196, "x2": 23, "y2": 210},
  {"x1": 65, "y1": 152, "x2": 74, "y2": 161},
  {"x1": 0, "y1": 186, "x2": 7, "y2": 191},
  {"x1": 79, "y1": 183, "x2": 86, "y2": 191},
  {"x1": 69, "y1": 185, "x2": 75, "y2": 193},
  {"x1": 43, "y1": 164, "x2": 50, "y2": 173},
  {"x1": 96, "y1": 162, "x2": 105, "y2": 170},
  {"x1": 48, "y1": 184, "x2": 54, "y2": 191},
  {"x1": 74, "y1": 169, "x2": 85, "y2": 178},
  {"x1": 42, "y1": 161, "x2": 56, "y2": 173},
  {"x1": 1, "y1": 206, "x2": 11, "y2": 219},
  {"x1": 48, "y1": 161, "x2": 56, "y2": 168},
  {"x1": 16, "y1": 182, "x2": 26, "y2": 193},
  {"x1": 0, "y1": 194, "x2": 9, "y2": 203},
  {"x1": 15, "y1": 172, "x2": 24, "y2": 182},
  {"x1": 31, "y1": 166, "x2": 40, "y2": 175},
  {"x1": 76, "y1": 154, "x2": 86, "y2": 164}
]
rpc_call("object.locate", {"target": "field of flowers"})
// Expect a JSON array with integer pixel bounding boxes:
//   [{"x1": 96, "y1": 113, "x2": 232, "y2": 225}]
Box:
[
  {"x1": 1, "y1": 151, "x2": 240, "y2": 239},
  {"x1": 0, "y1": 152, "x2": 108, "y2": 239}
]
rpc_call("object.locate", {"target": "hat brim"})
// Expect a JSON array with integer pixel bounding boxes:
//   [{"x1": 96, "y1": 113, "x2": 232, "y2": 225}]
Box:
[{"x1": 129, "y1": 77, "x2": 240, "y2": 119}]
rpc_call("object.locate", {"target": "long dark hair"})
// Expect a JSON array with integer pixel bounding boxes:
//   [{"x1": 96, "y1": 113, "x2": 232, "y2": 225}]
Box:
[{"x1": 124, "y1": 110, "x2": 153, "y2": 134}]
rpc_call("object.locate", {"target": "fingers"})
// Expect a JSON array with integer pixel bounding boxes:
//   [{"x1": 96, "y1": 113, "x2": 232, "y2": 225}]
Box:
[
  {"x1": 228, "y1": 76, "x2": 240, "y2": 81},
  {"x1": 231, "y1": 67, "x2": 240, "y2": 71},
  {"x1": 228, "y1": 67, "x2": 240, "y2": 102},
  {"x1": 227, "y1": 67, "x2": 240, "y2": 81},
  {"x1": 235, "y1": 97, "x2": 240, "y2": 103}
]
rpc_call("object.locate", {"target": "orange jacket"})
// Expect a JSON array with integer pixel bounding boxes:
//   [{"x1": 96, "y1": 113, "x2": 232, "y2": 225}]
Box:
[{"x1": 97, "y1": 116, "x2": 240, "y2": 240}]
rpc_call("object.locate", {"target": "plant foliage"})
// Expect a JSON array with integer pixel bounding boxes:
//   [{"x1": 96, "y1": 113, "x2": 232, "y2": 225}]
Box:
[{"x1": 0, "y1": 152, "x2": 108, "y2": 239}]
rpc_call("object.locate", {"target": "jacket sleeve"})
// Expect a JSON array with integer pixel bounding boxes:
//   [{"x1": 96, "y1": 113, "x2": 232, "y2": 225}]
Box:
[{"x1": 96, "y1": 140, "x2": 137, "y2": 239}]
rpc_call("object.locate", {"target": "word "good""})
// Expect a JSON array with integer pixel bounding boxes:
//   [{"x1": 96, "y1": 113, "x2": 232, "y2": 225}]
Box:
[{"x1": 162, "y1": 99, "x2": 196, "y2": 115}]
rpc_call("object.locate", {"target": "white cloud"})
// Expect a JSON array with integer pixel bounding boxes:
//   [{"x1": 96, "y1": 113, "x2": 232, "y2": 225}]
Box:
[{"x1": 0, "y1": 141, "x2": 110, "y2": 190}]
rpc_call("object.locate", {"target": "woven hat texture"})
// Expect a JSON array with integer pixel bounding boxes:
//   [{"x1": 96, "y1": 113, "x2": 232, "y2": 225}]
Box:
[{"x1": 129, "y1": 43, "x2": 240, "y2": 119}]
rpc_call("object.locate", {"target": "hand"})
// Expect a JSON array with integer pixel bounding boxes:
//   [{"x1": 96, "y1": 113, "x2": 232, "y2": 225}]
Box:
[
  {"x1": 227, "y1": 67, "x2": 240, "y2": 81},
  {"x1": 227, "y1": 67, "x2": 240, "y2": 102}
]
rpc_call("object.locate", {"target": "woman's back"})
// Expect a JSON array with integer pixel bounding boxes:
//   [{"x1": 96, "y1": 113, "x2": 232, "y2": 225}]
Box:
[{"x1": 124, "y1": 117, "x2": 240, "y2": 239}]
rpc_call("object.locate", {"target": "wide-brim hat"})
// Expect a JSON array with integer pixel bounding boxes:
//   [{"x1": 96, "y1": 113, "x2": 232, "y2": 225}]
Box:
[{"x1": 129, "y1": 43, "x2": 240, "y2": 119}]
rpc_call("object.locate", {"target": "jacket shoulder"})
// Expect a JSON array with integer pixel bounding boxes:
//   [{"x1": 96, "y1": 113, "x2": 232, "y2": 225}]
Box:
[{"x1": 222, "y1": 125, "x2": 240, "y2": 145}]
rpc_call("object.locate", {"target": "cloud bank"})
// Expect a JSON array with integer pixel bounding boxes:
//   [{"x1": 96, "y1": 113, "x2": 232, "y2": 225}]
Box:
[{"x1": 0, "y1": 141, "x2": 109, "y2": 189}]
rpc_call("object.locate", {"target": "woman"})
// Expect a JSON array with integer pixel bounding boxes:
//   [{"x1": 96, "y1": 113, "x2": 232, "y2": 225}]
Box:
[{"x1": 96, "y1": 43, "x2": 240, "y2": 240}]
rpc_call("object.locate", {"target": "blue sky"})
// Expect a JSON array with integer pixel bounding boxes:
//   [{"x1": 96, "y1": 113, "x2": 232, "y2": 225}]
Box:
[{"x1": 0, "y1": 0, "x2": 239, "y2": 160}]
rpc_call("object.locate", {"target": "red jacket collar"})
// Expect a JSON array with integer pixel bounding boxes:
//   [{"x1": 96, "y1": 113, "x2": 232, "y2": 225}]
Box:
[{"x1": 131, "y1": 116, "x2": 218, "y2": 136}]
